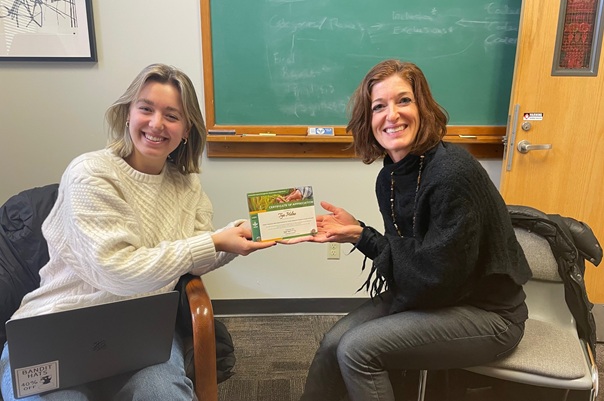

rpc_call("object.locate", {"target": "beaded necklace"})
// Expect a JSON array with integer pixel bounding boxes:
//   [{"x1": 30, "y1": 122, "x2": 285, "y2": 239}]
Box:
[{"x1": 390, "y1": 155, "x2": 425, "y2": 237}]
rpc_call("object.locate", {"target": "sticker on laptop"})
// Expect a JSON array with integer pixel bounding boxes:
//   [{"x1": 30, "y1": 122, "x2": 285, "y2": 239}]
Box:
[{"x1": 14, "y1": 361, "x2": 59, "y2": 398}]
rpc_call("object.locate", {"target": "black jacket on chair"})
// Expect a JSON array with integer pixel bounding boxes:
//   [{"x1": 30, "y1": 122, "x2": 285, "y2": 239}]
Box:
[
  {"x1": 0, "y1": 184, "x2": 59, "y2": 345},
  {"x1": 509, "y1": 205, "x2": 603, "y2": 358}
]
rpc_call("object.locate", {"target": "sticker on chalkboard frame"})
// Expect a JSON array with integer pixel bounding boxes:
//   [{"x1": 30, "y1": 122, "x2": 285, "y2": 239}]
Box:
[
  {"x1": 552, "y1": 0, "x2": 604, "y2": 76},
  {"x1": 0, "y1": 0, "x2": 97, "y2": 62}
]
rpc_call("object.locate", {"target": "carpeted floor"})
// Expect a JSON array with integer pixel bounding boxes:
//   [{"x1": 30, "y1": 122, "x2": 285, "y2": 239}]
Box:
[
  {"x1": 217, "y1": 315, "x2": 603, "y2": 401},
  {"x1": 217, "y1": 315, "x2": 337, "y2": 401}
]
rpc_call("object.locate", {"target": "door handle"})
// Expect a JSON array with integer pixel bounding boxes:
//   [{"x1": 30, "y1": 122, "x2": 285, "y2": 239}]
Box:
[{"x1": 517, "y1": 140, "x2": 552, "y2": 154}]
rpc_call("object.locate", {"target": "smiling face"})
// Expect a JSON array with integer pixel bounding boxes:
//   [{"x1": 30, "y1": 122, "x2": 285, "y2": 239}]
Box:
[
  {"x1": 370, "y1": 74, "x2": 420, "y2": 163},
  {"x1": 125, "y1": 80, "x2": 189, "y2": 174}
]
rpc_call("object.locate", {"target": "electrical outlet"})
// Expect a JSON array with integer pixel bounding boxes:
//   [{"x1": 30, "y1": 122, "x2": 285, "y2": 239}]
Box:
[{"x1": 327, "y1": 243, "x2": 340, "y2": 260}]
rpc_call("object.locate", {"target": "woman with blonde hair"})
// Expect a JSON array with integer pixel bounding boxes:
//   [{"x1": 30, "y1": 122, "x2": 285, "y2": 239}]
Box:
[{"x1": 1, "y1": 63, "x2": 274, "y2": 401}]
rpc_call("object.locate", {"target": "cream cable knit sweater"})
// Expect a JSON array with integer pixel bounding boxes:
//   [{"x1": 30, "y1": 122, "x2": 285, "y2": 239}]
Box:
[{"x1": 13, "y1": 149, "x2": 241, "y2": 319}]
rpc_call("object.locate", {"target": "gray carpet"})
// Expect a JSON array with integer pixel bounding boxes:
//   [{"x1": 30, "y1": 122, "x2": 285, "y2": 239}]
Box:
[
  {"x1": 217, "y1": 315, "x2": 603, "y2": 401},
  {"x1": 217, "y1": 315, "x2": 338, "y2": 401}
]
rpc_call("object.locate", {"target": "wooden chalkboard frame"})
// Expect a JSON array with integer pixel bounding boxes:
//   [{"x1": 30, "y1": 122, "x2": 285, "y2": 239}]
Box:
[{"x1": 200, "y1": 0, "x2": 507, "y2": 159}]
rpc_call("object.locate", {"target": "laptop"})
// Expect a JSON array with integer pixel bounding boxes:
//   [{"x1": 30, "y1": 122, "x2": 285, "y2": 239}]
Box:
[{"x1": 5, "y1": 291, "x2": 179, "y2": 399}]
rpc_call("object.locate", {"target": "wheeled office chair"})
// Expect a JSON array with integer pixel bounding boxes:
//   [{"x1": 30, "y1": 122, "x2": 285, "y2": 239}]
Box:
[
  {"x1": 0, "y1": 184, "x2": 220, "y2": 401},
  {"x1": 416, "y1": 206, "x2": 601, "y2": 401}
]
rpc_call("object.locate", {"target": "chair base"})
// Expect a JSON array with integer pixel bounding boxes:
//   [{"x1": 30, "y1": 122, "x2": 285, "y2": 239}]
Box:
[{"x1": 412, "y1": 369, "x2": 594, "y2": 401}]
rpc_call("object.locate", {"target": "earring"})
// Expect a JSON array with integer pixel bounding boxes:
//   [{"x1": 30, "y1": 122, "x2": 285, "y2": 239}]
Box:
[
  {"x1": 126, "y1": 121, "x2": 130, "y2": 128},
  {"x1": 182, "y1": 138, "x2": 188, "y2": 145}
]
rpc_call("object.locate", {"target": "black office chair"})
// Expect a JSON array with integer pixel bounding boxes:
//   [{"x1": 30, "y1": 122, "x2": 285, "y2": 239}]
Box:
[{"x1": 0, "y1": 184, "x2": 222, "y2": 401}]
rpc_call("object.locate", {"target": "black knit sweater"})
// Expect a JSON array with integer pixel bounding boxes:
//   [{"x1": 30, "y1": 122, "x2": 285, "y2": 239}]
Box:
[{"x1": 356, "y1": 142, "x2": 532, "y2": 318}]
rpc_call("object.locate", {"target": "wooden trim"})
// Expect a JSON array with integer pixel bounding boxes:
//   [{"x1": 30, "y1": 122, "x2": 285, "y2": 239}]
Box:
[
  {"x1": 207, "y1": 136, "x2": 355, "y2": 158},
  {"x1": 206, "y1": 126, "x2": 505, "y2": 158},
  {"x1": 201, "y1": 0, "x2": 216, "y2": 128},
  {"x1": 205, "y1": 125, "x2": 505, "y2": 137},
  {"x1": 446, "y1": 126, "x2": 506, "y2": 136},
  {"x1": 446, "y1": 142, "x2": 504, "y2": 159},
  {"x1": 444, "y1": 126, "x2": 505, "y2": 159}
]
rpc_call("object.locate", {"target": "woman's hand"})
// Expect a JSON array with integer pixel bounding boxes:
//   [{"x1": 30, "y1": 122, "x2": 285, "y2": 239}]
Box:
[
  {"x1": 311, "y1": 201, "x2": 363, "y2": 244},
  {"x1": 211, "y1": 222, "x2": 275, "y2": 255}
]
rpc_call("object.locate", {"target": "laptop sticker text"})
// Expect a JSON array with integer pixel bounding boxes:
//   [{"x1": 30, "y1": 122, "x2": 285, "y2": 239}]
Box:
[{"x1": 14, "y1": 361, "x2": 59, "y2": 398}]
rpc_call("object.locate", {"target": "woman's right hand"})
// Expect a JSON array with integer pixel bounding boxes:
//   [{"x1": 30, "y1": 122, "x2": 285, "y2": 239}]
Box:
[{"x1": 311, "y1": 201, "x2": 363, "y2": 244}]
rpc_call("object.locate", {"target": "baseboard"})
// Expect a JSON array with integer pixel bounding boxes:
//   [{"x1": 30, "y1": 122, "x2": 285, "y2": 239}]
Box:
[{"x1": 212, "y1": 298, "x2": 370, "y2": 316}]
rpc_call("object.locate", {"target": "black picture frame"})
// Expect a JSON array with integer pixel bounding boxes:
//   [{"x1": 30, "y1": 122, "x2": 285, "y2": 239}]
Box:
[{"x1": 0, "y1": 0, "x2": 97, "y2": 62}]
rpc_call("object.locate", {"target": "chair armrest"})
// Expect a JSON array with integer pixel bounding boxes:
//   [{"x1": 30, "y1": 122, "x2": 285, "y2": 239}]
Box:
[{"x1": 185, "y1": 276, "x2": 218, "y2": 401}]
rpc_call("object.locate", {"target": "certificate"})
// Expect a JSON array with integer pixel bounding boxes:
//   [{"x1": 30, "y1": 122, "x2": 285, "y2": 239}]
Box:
[{"x1": 247, "y1": 186, "x2": 317, "y2": 242}]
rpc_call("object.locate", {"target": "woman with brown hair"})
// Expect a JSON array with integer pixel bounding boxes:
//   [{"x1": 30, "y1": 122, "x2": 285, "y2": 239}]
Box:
[{"x1": 300, "y1": 60, "x2": 531, "y2": 401}]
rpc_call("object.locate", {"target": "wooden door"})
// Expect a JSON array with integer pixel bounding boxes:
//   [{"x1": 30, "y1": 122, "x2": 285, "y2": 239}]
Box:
[{"x1": 500, "y1": 1, "x2": 604, "y2": 302}]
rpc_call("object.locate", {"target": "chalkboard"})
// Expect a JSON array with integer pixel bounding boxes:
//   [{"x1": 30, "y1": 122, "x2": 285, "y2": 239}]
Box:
[{"x1": 205, "y1": 0, "x2": 521, "y2": 127}]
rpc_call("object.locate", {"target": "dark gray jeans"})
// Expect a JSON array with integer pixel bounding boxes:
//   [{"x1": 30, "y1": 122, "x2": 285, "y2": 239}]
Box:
[{"x1": 300, "y1": 291, "x2": 524, "y2": 401}]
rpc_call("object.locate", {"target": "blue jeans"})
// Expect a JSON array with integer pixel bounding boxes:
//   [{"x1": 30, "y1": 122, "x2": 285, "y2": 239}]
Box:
[
  {"x1": 1, "y1": 331, "x2": 196, "y2": 401},
  {"x1": 300, "y1": 291, "x2": 524, "y2": 401}
]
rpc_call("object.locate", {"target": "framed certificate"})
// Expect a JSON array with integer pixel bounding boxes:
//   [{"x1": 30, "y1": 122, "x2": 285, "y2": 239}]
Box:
[{"x1": 247, "y1": 186, "x2": 317, "y2": 242}]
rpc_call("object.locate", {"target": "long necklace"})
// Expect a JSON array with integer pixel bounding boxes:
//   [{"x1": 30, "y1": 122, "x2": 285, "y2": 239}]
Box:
[{"x1": 390, "y1": 155, "x2": 425, "y2": 237}]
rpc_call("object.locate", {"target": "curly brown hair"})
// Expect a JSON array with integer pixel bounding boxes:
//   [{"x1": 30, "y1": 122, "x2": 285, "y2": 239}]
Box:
[{"x1": 347, "y1": 60, "x2": 448, "y2": 164}]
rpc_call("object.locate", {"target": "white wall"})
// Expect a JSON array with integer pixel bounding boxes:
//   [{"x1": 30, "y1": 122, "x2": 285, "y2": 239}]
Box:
[{"x1": 0, "y1": 0, "x2": 503, "y2": 300}]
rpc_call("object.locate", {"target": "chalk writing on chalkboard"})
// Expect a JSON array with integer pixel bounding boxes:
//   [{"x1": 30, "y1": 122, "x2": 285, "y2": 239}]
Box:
[{"x1": 210, "y1": 1, "x2": 521, "y2": 126}]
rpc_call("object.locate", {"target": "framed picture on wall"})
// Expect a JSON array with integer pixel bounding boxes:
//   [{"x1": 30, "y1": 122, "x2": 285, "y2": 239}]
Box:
[{"x1": 0, "y1": 0, "x2": 97, "y2": 62}]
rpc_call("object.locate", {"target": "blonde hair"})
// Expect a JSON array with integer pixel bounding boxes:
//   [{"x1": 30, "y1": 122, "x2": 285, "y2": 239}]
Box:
[{"x1": 105, "y1": 63, "x2": 206, "y2": 174}]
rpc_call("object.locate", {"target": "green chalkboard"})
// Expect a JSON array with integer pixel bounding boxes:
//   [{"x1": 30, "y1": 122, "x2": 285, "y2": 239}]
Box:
[{"x1": 208, "y1": 0, "x2": 521, "y2": 127}]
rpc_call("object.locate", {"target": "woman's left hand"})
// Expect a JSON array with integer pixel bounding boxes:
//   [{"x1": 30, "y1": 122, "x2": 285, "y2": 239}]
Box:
[{"x1": 211, "y1": 224, "x2": 276, "y2": 255}]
